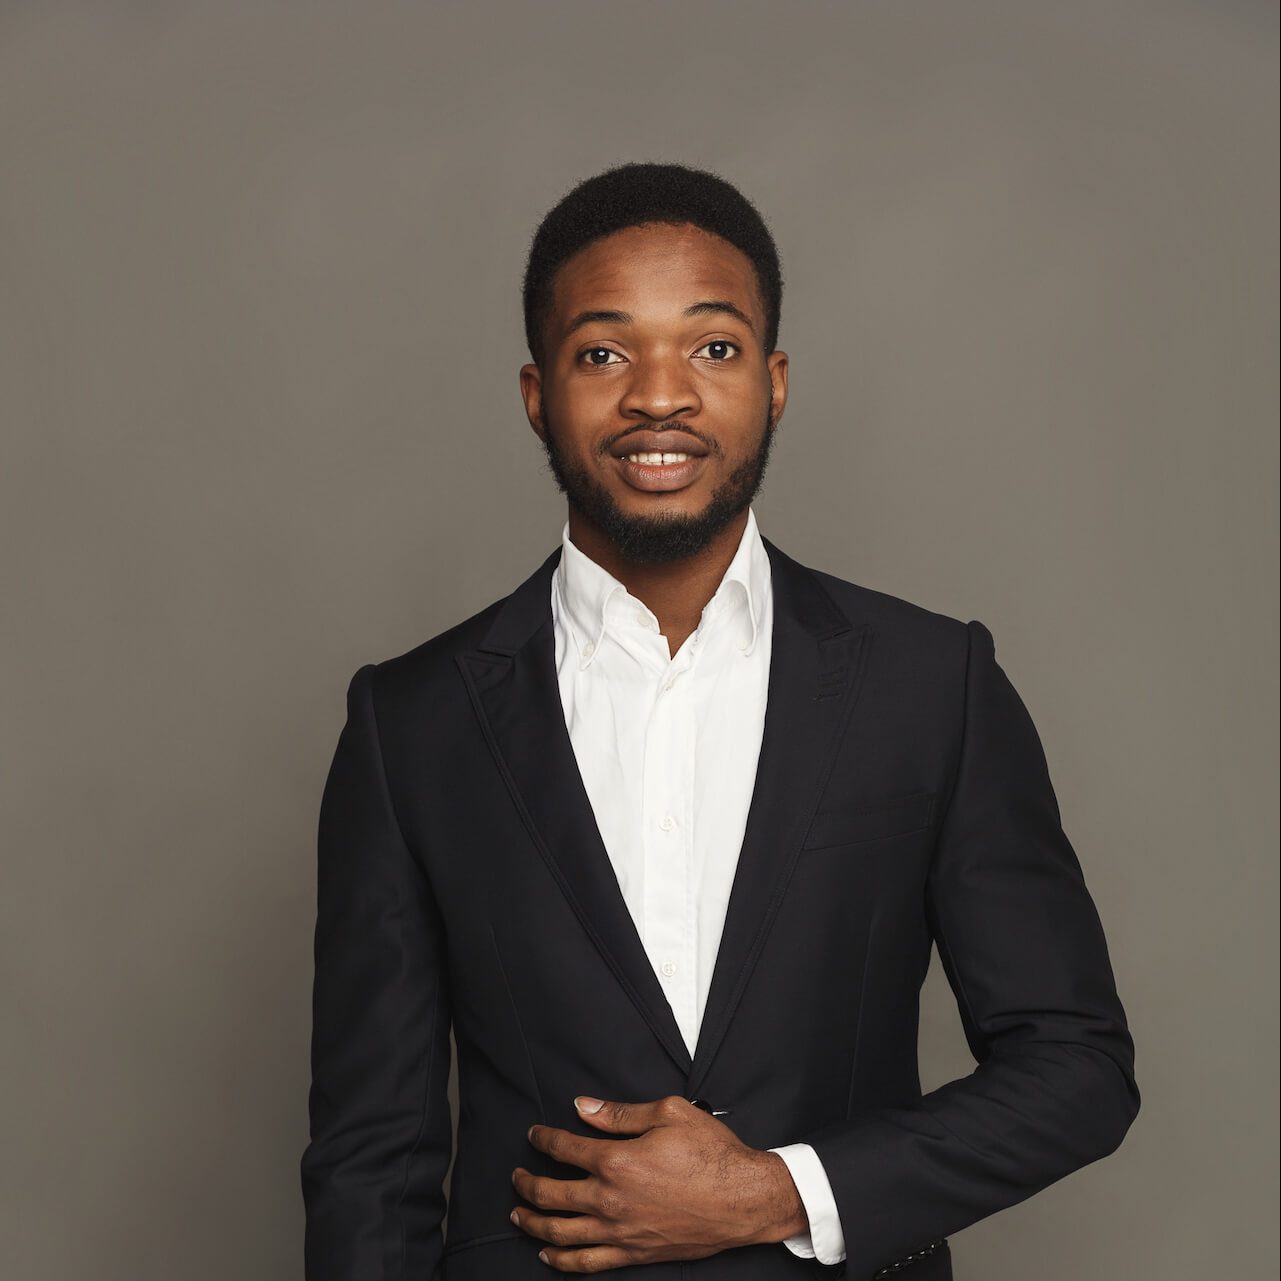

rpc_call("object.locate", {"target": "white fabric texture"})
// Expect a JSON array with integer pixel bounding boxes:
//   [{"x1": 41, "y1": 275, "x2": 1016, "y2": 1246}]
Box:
[{"x1": 549, "y1": 504, "x2": 847, "y2": 1265}]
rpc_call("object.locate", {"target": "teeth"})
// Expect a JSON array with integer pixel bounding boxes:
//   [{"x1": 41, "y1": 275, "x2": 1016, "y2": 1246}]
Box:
[{"x1": 625, "y1": 452, "x2": 691, "y2": 465}]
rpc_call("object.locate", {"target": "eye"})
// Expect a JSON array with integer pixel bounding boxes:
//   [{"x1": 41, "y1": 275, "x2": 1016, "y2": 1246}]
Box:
[
  {"x1": 695, "y1": 340, "x2": 741, "y2": 362},
  {"x1": 580, "y1": 347, "x2": 624, "y2": 367}
]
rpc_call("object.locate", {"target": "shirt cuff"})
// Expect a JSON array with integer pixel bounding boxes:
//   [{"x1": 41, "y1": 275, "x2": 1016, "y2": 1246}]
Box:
[{"x1": 767, "y1": 1142, "x2": 848, "y2": 1266}]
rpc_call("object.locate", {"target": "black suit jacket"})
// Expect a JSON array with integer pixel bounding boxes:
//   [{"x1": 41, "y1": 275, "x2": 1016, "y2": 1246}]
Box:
[{"x1": 301, "y1": 536, "x2": 1139, "y2": 1280}]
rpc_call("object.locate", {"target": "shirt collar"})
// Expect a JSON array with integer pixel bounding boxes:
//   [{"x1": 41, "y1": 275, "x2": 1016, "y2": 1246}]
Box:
[{"x1": 555, "y1": 505, "x2": 770, "y2": 669}]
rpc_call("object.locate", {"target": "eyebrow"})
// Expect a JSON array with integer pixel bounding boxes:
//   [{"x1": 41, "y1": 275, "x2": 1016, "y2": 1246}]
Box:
[{"x1": 563, "y1": 299, "x2": 756, "y2": 339}]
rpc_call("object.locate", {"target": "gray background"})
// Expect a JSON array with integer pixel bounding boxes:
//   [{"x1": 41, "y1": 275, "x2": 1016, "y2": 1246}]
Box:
[{"x1": 2, "y1": 3, "x2": 1276, "y2": 1278}]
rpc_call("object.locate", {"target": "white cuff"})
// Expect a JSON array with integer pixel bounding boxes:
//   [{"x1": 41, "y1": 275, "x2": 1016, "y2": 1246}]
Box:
[{"x1": 767, "y1": 1142, "x2": 848, "y2": 1266}]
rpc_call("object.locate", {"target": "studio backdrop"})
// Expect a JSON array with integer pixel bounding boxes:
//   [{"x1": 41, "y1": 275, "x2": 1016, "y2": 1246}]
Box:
[{"x1": 1, "y1": 3, "x2": 1276, "y2": 1279}]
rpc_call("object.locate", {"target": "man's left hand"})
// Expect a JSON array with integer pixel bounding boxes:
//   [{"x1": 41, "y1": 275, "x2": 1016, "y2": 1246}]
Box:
[{"x1": 510, "y1": 1094, "x2": 807, "y2": 1272}]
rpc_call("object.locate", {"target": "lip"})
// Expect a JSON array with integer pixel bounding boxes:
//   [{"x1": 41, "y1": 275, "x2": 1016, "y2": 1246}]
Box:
[
  {"x1": 613, "y1": 453, "x2": 710, "y2": 493},
  {"x1": 610, "y1": 431, "x2": 709, "y2": 460}
]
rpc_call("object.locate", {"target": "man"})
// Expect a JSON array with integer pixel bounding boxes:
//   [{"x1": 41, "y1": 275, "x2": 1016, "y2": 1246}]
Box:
[{"x1": 300, "y1": 162, "x2": 1139, "y2": 1280}]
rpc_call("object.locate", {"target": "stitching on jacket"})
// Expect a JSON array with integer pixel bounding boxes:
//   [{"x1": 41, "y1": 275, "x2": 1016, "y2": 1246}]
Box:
[
  {"x1": 803, "y1": 794, "x2": 936, "y2": 852},
  {"x1": 488, "y1": 921, "x2": 547, "y2": 1122},
  {"x1": 443, "y1": 1228, "x2": 526, "y2": 1255},
  {"x1": 844, "y1": 921, "x2": 877, "y2": 1121}
]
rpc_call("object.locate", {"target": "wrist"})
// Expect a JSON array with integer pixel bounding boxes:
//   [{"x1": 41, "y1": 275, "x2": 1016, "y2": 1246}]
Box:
[{"x1": 752, "y1": 1149, "x2": 809, "y2": 1244}]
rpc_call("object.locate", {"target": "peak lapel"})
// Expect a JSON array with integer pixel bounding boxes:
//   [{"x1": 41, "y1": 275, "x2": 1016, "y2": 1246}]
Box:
[
  {"x1": 455, "y1": 547, "x2": 694, "y2": 1078},
  {"x1": 454, "y1": 537, "x2": 872, "y2": 1094},
  {"x1": 685, "y1": 538, "x2": 871, "y2": 1098}
]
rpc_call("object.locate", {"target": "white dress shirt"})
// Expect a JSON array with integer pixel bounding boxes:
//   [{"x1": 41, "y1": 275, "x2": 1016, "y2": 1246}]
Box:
[{"x1": 549, "y1": 504, "x2": 847, "y2": 1266}]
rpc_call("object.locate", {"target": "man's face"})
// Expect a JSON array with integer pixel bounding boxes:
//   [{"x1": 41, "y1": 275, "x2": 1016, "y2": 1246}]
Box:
[{"x1": 519, "y1": 222, "x2": 789, "y2": 565}]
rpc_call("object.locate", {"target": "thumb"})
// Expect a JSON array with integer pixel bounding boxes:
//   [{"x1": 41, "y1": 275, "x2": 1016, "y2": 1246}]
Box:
[{"x1": 573, "y1": 1095, "x2": 661, "y2": 1134}]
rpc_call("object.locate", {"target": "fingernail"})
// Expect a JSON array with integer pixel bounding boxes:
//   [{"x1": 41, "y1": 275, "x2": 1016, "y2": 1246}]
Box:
[
  {"x1": 510, "y1": 1210, "x2": 519, "y2": 1226},
  {"x1": 539, "y1": 1250, "x2": 550, "y2": 1265},
  {"x1": 575, "y1": 1095, "x2": 603, "y2": 1113}
]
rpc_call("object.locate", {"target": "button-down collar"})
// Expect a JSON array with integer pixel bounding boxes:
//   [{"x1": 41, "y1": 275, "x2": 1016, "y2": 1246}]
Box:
[{"x1": 554, "y1": 505, "x2": 769, "y2": 669}]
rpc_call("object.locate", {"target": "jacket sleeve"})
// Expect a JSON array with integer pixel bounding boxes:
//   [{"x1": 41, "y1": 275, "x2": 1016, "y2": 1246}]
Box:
[
  {"x1": 798, "y1": 619, "x2": 1140, "y2": 1278},
  {"x1": 301, "y1": 664, "x2": 454, "y2": 1280}
]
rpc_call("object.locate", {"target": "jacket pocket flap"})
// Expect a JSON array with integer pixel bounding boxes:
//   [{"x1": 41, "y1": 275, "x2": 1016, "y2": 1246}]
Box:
[{"x1": 803, "y1": 790, "x2": 936, "y2": 851}]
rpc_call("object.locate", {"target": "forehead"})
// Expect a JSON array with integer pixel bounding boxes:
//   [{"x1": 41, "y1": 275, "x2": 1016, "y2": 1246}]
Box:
[{"x1": 550, "y1": 223, "x2": 761, "y2": 325}]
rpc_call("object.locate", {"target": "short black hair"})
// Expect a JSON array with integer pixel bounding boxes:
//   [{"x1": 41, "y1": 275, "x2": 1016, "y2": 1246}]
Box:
[{"x1": 522, "y1": 161, "x2": 784, "y2": 368}]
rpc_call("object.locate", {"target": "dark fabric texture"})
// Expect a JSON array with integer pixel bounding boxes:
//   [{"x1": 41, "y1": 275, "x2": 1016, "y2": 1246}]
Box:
[{"x1": 300, "y1": 538, "x2": 1139, "y2": 1280}]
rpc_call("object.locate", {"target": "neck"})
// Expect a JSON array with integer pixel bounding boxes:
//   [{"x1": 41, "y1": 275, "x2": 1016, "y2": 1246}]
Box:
[{"x1": 566, "y1": 508, "x2": 749, "y2": 652}]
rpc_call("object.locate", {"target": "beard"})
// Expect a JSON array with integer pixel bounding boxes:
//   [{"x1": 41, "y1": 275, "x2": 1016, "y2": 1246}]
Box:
[{"x1": 537, "y1": 400, "x2": 778, "y2": 566}]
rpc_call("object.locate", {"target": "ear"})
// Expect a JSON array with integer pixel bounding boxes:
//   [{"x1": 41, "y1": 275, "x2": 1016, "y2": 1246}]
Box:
[
  {"x1": 519, "y1": 362, "x2": 545, "y2": 442},
  {"x1": 766, "y1": 349, "x2": 788, "y2": 430}
]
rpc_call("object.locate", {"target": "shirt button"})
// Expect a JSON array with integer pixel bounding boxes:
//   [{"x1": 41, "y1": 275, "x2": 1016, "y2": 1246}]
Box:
[
  {"x1": 663, "y1": 678, "x2": 675, "y2": 691},
  {"x1": 660, "y1": 961, "x2": 677, "y2": 977},
  {"x1": 581, "y1": 641, "x2": 594, "y2": 658},
  {"x1": 658, "y1": 815, "x2": 676, "y2": 831}
]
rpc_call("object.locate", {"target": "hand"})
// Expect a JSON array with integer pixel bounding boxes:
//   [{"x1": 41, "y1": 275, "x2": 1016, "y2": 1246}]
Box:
[{"x1": 510, "y1": 1093, "x2": 808, "y2": 1272}]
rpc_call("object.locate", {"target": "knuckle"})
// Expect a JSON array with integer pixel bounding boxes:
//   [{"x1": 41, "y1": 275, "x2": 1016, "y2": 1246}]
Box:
[
  {"x1": 659, "y1": 1094, "x2": 686, "y2": 1120},
  {"x1": 596, "y1": 1188, "x2": 627, "y2": 1220}
]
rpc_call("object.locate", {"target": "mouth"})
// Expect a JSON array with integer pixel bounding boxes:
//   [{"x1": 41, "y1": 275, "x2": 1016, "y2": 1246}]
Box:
[{"x1": 613, "y1": 450, "x2": 710, "y2": 493}]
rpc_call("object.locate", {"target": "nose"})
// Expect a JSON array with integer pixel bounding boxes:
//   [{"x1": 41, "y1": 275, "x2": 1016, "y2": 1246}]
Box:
[{"x1": 617, "y1": 350, "x2": 702, "y2": 422}]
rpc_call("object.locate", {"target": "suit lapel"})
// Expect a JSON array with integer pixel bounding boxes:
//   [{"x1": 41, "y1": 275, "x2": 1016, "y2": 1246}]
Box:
[
  {"x1": 686, "y1": 540, "x2": 871, "y2": 1097},
  {"x1": 455, "y1": 536, "x2": 871, "y2": 1090},
  {"x1": 455, "y1": 548, "x2": 693, "y2": 1076}
]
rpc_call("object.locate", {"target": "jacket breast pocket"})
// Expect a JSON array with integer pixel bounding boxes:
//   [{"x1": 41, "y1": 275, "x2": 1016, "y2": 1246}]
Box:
[{"x1": 802, "y1": 790, "x2": 937, "y2": 852}]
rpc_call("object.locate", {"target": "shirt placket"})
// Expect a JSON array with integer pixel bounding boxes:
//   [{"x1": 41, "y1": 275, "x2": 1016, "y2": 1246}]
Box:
[{"x1": 640, "y1": 629, "x2": 702, "y2": 1058}]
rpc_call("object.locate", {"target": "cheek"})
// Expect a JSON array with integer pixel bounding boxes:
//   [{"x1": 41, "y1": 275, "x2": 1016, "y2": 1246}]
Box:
[
  {"x1": 546, "y1": 372, "x2": 616, "y2": 423},
  {"x1": 704, "y1": 362, "x2": 769, "y2": 406},
  {"x1": 708, "y1": 384, "x2": 772, "y2": 437}
]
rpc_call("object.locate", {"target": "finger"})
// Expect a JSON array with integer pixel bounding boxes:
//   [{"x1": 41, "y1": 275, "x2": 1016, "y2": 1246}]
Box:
[
  {"x1": 525, "y1": 1124, "x2": 607, "y2": 1171},
  {"x1": 538, "y1": 1243, "x2": 637, "y2": 1273},
  {"x1": 512, "y1": 1166, "x2": 594, "y2": 1213},
  {"x1": 510, "y1": 1206, "x2": 611, "y2": 1248},
  {"x1": 573, "y1": 1093, "x2": 688, "y2": 1134}
]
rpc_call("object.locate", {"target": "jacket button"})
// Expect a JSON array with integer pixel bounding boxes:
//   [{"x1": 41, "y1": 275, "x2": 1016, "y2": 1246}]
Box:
[{"x1": 688, "y1": 1097, "x2": 733, "y2": 1117}]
